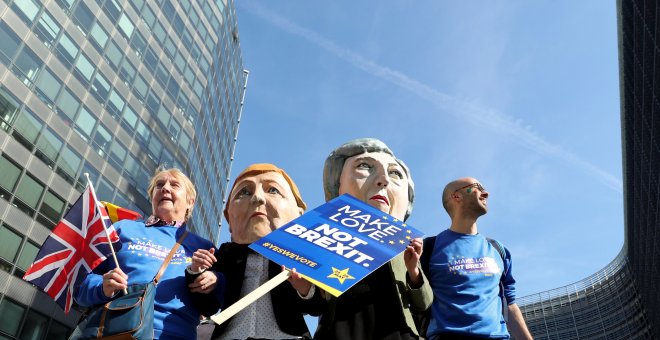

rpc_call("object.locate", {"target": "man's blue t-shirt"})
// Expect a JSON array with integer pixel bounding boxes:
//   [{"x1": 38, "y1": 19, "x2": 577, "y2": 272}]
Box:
[{"x1": 427, "y1": 229, "x2": 516, "y2": 339}]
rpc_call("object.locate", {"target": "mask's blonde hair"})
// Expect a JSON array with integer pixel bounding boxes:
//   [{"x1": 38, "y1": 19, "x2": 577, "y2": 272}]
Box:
[{"x1": 147, "y1": 167, "x2": 197, "y2": 220}]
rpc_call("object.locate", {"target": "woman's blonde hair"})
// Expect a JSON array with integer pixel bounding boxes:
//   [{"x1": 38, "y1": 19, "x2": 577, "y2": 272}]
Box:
[{"x1": 146, "y1": 167, "x2": 197, "y2": 220}]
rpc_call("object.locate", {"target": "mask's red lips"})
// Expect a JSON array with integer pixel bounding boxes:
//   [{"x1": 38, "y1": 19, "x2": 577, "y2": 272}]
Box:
[
  {"x1": 250, "y1": 212, "x2": 267, "y2": 219},
  {"x1": 370, "y1": 195, "x2": 389, "y2": 205}
]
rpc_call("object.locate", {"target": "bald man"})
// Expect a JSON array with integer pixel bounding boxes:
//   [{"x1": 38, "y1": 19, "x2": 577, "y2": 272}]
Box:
[{"x1": 423, "y1": 178, "x2": 532, "y2": 340}]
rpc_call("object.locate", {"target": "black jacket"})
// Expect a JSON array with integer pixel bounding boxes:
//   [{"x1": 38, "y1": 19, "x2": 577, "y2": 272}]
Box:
[{"x1": 191, "y1": 242, "x2": 324, "y2": 339}]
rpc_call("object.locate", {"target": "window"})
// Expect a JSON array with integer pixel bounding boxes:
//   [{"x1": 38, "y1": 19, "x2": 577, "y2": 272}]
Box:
[
  {"x1": 78, "y1": 161, "x2": 100, "y2": 191},
  {"x1": 0, "y1": 22, "x2": 21, "y2": 65},
  {"x1": 1, "y1": 87, "x2": 21, "y2": 130},
  {"x1": 155, "y1": 62, "x2": 168, "y2": 86},
  {"x1": 34, "y1": 10, "x2": 61, "y2": 47},
  {"x1": 90, "y1": 72, "x2": 110, "y2": 103},
  {"x1": 152, "y1": 21, "x2": 166, "y2": 43},
  {"x1": 56, "y1": 145, "x2": 82, "y2": 183},
  {"x1": 129, "y1": 32, "x2": 146, "y2": 57},
  {"x1": 0, "y1": 298, "x2": 25, "y2": 336},
  {"x1": 179, "y1": 132, "x2": 191, "y2": 153},
  {"x1": 105, "y1": 40, "x2": 123, "y2": 70},
  {"x1": 92, "y1": 123, "x2": 112, "y2": 157},
  {"x1": 135, "y1": 119, "x2": 150, "y2": 145},
  {"x1": 118, "y1": 13, "x2": 135, "y2": 39},
  {"x1": 0, "y1": 155, "x2": 22, "y2": 200},
  {"x1": 143, "y1": 47, "x2": 158, "y2": 73},
  {"x1": 35, "y1": 128, "x2": 63, "y2": 167},
  {"x1": 12, "y1": 47, "x2": 42, "y2": 85},
  {"x1": 35, "y1": 68, "x2": 62, "y2": 107},
  {"x1": 12, "y1": 108, "x2": 42, "y2": 149},
  {"x1": 74, "y1": 106, "x2": 96, "y2": 140},
  {"x1": 56, "y1": 87, "x2": 80, "y2": 121},
  {"x1": 108, "y1": 139, "x2": 127, "y2": 170},
  {"x1": 39, "y1": 190, "x2": 65, "y2": 226},
  {"x1": 74, "y1": 53, "x2": 94, "y2": 82},
  {"x1": 14, "y1": 174, "x2": 45, "y2": 215},
  {"x1": 73, "y1": 2, "x2": 95, "y2": 34},
  {"x1": 54, "y1": 33, "x2": 78, "y2": 68},
  {"x1": 146, "y1": 93, "x2": 160, "y2": 115},
  {"x1": 124, "y1": 153, "x2": 139, "y2": 179},
  {"x1": 121, "y1": 105, "x2": 138, "y2": 129},
  {"x1": 164, "y1": 37, "x2": 176, "y2": 59},
  {"x1": 174, "y1": 51, "x2": 186, "y2": 72},
  {"x1": 15, "y1": 240, "x2": 38, "y2": 273},
  {"x1": 142, "y1": 5, "x2": 156, "y2": 29},
  {"x1": 166, "y1": 77, "x2": 180, "y2": 99},
  {"x1": 107, "y1": 90, "x2": 125, "y2": 118},
  {"x1": 47, "y1": 320, "x2": 70, "y2": 340},
  {"x1": 19, "y1": 309, "x2": 48, "y2": 340},
  {"x1": 55, "y1": 0, "x2": 76, "y2": 12},
  {"x1": 147, "y1": 136, "x2": 162, "y2": 161},
  {"x1": 168, "y1": 119, "x2": 181, "y2": 140},
  {"x1": 133, "y1": 74, "x2": 149, "y2": 100},
  {"x1": 119, "y1": 58, "x2": 136, "y2": 85},
  {"x1": 89, "y1": 22, "x2": 109, "y2": 51},
  {"x1": 96, "y1": 177, "x2": 114, "y2": 201},
  {"x1": 102, "y1": 0, "x2": 121, "y2": 21},
  {"x1": 12, "y1": 0, "x2": 41, "y2": 24}
]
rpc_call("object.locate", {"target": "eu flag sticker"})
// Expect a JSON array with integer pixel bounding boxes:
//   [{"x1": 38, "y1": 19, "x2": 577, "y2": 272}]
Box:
[{"x1": 249, "y1": 194, "x2": 424, "y2": 296}]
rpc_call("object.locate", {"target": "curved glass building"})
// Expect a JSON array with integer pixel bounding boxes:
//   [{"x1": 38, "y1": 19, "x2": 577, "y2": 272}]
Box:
[
  {"x1": 517, "y1": 1, "x2": 660, "y2": 338},
  {"x1": 0, "y1": 0, "x2": 246, "y2": 337}
]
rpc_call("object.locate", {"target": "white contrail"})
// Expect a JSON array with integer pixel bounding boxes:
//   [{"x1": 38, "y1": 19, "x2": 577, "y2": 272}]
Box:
[{"x1": 240, "y1": 3, "x2": 623, "y2": 193}]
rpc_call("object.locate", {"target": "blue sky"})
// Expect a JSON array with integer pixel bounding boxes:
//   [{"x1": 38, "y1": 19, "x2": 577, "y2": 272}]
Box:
[{"x1": 220, "y1": 1, "x2": 622, "y2": 300}]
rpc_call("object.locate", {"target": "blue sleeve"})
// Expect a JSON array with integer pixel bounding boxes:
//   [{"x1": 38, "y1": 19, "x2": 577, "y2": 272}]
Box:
[
  {"x1": 502, "y1": 246, "x2": 517, "y2": 305},
  {"x1": 74, "y1": 258, "x2": 114, "y2": 307}
]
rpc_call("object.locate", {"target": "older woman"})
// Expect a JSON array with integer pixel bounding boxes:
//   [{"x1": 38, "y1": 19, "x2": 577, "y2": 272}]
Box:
[
  {"x1": 74, "y1": 168, "x2": 225, "y2": 339},
  {"x1": 314, "y1": 138, "x2": 433, "y2": 340}
]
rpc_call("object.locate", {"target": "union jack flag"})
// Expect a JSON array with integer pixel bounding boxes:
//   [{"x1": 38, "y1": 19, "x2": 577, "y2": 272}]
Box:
[{"x1": 23, "y1": 184, "x2": 121, "y2": 313}]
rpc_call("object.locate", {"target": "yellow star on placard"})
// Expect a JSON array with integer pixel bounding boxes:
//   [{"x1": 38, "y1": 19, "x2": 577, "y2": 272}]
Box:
[
  {"x1": 389, "y1": 240, "x2": 394, "y2": 245},
  {"x1": 402, "y1": 223, "x2": 407, "y2": 227},
  {"x1": 406, "y1": 230, "x2": 412, "y2": 234},
  {"x1": 328, "y1": 267, "x2": 355, "y2": 284},
  {"x1": 383, "y1": 216, "x2": 388, "y2": 220},
  {"x1": 399, "y1": 240, "x2": 405, "y2": 244},
  {"x1": 393, "y1": 218, "x2": 399, "y2": 222},
  {"x1": 405, "y1": 235, "x2": 411, "y2": 240}
]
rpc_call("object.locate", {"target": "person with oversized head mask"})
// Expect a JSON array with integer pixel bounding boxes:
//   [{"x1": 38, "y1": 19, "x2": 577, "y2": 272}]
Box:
[
  {"x1": 314, "y1": 138, "x2": 433, "y2": 340},
  {"x1": 187, "y1": 163, "x2": 323, "y2": 339}
]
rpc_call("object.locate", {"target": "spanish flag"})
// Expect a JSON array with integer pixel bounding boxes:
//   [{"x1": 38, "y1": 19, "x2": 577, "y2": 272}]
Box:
[{"x1": 101, "y1": 201, "x2": 142, "y2": 223}]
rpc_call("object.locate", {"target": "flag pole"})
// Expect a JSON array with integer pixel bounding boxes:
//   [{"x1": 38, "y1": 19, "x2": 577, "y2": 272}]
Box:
[{"x1": 84, "y1": 173, "x2": 127, "y2": 295}]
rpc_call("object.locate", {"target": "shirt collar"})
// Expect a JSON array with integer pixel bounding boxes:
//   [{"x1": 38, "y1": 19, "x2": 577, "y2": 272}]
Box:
[{"x1": 145, "y1": 215, "x2": 185, "y2": 228}]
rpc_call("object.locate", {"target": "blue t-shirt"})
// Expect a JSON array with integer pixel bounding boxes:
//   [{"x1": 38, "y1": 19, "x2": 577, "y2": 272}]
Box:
[
  {"x1": 75, "y1": 220, "x2": 224, "y2": 339},
  {"x1": 427, "y1": 229, "x2": 516, "y2": 339}
]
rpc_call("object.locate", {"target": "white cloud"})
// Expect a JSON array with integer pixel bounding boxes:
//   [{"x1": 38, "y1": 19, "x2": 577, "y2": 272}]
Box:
[{"x1": 240, "y1": 2, "x2": 622, "y2": 193}]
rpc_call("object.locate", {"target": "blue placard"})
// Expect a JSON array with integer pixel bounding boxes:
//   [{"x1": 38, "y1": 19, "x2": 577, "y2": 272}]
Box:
[{"x1": 249, "y1": 193, "x2": 424, "y2": 296}]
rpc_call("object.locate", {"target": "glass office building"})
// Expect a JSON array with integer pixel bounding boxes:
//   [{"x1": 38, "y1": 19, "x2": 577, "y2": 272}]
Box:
[
  {"x1": 516, "y1": 0, "x2": 660, "y2": 338},
  {"x1": 0, "y1": 0, "x2": 246, "y2": 337}
]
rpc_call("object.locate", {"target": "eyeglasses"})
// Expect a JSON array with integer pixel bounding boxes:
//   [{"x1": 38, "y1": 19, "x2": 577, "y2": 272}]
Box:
[{"x1": 454, "y1": 182, "x2": 485, "y2": 193}]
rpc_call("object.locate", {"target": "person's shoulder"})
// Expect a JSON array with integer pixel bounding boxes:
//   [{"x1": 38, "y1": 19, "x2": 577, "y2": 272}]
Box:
[{"x1": 184, "y1": 230, "x2": 215, "y2": 247}]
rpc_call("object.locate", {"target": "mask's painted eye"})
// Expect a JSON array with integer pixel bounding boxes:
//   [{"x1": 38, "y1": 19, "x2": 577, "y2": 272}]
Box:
[
  {"x1": 236, "y1": 187, "x2": 251, "y2": 198},
  {"x1": 267, "y1": 187, "x2": 281, "y2": 195},
  {"x1": 389, "y1": 169, "x2": 404, "y2": 179},
  {"x1": 357, "y1": 162, "x2": 372, "y2": 169}
]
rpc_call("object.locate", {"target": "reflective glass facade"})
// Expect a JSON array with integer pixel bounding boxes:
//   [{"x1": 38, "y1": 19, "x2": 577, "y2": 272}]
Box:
[
  {"x1": 0, "y1": 0, "x2": 245, "y2": 336},
  {"x1": 516, "y1": 1, "x2": 660, "y2": 338}
]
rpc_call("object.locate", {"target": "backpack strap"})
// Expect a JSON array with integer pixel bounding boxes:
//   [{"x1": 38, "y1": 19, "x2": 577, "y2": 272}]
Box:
[
  {"x1": 153, "y1": 231, "x2": 189, "y2": 285},
  {"x1": 420, "y1": 236, "x2": 437, "y2": 277},
  {"x1": 486, "y1": 237, "x2": 508, "y2": 322}
]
